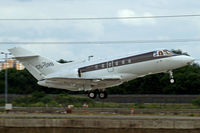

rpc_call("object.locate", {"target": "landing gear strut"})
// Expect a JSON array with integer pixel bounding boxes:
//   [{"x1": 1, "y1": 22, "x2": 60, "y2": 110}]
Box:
[{"x1": 169, "y1": 71, "x2": 175, "y2": 84}]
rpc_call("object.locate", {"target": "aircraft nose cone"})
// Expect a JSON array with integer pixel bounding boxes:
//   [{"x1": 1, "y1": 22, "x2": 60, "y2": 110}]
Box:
[
  {"x1": 191, "y1": 57, "x2": 195, "y2": 63},
  {"x1": 168, "y1": 55, "x2": 195, "y2": 70},
  {"x1": 172, "y1": 55, "x2": 195, "y2": 66},
  {"x1": 186, "y1": 56, "x2": 195, "y2": 64},
  {"x1": 182, "y1": 56, "x2": 195, "y2": 65}
]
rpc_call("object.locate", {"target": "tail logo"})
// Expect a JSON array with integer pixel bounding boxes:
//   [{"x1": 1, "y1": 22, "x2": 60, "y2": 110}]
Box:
[{"x1": 35, "y1": 62, "x2": 54, "y2": 70}]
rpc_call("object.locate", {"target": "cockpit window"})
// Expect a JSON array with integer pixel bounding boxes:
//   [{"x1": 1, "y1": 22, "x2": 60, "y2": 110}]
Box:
[{"x1": 153, "y1": 50, "x2": 174, "y2": 57}]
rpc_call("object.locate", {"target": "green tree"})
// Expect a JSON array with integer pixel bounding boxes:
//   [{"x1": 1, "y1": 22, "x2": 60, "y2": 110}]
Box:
[
  {"x1": 172, "y1": 49, "x2": 189, "y2": 56},
  {"x1": 192, "y1": 97, "x2": 200, "y2": 106},
  {"x1": 57, "y1": 59, "x2": 72, "y2": 63}
]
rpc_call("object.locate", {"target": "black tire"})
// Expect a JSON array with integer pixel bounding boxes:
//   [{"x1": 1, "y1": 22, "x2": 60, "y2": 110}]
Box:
[
  {"x1": 99, "y1": 91, "x2": 108, "y2": 99},
  {"x1": 88, "y1": 91, "x2": 97, "y2": 99}
]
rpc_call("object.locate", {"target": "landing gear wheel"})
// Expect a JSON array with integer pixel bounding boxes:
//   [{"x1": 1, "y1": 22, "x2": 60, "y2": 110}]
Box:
[
  {"x1": 99, "y1": 91, "x2": 108, "y2": 99},
  {"x1": 88, "y1": 91, "x2": 97, "y2": 99},
  {"x1": 170, "y1": 79, "x2": 175, "y2": 84},
  {"x1": 169, "y1": 70, "x2": 175, "y2": 84}
]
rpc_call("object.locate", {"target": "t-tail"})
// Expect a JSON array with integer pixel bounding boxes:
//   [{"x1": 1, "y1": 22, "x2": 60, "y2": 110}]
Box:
[{"x1": 8, "y1": 47, "x2": 61, "y2": 80}]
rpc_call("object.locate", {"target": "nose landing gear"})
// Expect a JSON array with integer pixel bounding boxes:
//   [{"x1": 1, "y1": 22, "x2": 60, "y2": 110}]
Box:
[{"x1": 169, "y1": 71, "x2": 175, "y2": 84}]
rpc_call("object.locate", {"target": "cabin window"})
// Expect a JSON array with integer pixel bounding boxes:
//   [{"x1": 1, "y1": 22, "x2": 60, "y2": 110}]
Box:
[
  {"x1": 128, "y1": 59, "x2": 131, "y2": 63},
  {"x1": 115, "y1": 61, "x2": 118, "y2": 66},
  {"x1": 98, "y1": 64, "x2": 101, "y2": 69},
  {"x1": 108, "y1": 62, "x2": 112, "y2": 67},
  {"x1": 102, "y1": 64, "x2": 105, "y2": 68},
  {"x1": 122, "y1": 60, "x2": 125, "y2": 65},
  {"x1": 95, "y1": 65, "x2": 98, "y2": 69}
]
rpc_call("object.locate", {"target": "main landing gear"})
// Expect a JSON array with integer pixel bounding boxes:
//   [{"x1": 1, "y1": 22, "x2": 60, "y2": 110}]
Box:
[
  {"x1": 169, "y1": 70, "x2": 175, "y2": 84},
  {"x1": 88, "y1": 90, "x2": 108, "y2": 99}
]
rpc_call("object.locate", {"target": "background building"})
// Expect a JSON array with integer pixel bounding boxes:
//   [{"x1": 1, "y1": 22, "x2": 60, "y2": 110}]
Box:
[{"x1": 0, "y1": 59, "x2": 24, "y2": 71}]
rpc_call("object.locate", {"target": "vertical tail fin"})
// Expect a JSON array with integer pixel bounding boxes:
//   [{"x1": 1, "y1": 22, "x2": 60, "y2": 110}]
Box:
[{"x1": 8, "y1": 47, "x2": 61, "y2": 80}]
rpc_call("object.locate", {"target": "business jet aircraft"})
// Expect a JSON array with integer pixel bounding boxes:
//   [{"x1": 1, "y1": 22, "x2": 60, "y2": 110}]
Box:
[{"x1": 8, "y1": 47, "x2": 195, "y2": 99}]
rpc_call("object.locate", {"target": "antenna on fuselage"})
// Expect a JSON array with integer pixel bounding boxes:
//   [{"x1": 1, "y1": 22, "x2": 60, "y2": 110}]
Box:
[{"x1": 88, "y1": 55, "x2": 94, "y2": 61}]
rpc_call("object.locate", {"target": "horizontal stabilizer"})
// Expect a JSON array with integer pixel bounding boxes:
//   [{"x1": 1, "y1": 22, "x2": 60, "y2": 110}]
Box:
[{"x1": 8, "y1": 47, "x2": 39, "y2": 58}]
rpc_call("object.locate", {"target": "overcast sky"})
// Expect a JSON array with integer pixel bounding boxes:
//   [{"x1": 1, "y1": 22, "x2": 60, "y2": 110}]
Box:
[{"x1": 0, "y1": 0, "x2": 200, "y2": 62}]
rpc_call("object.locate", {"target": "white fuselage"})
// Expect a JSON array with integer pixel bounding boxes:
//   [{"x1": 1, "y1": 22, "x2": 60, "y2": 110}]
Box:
[
  {"x1": 8, "y1": 47, "x2": 195, "y2": 95},
  {"x1": 38, "y1": 52, "x2": 195, "y2": 91}
]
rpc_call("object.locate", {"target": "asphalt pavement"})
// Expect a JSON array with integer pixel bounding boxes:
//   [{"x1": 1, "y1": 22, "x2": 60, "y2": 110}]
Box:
[{"x1": 0, "y1": 114, "x2": 200, "y2": 120}]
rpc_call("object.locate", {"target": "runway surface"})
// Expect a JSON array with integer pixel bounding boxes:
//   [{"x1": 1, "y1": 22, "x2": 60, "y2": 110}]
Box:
[{"x1": 0, "y1": 114, "x2": 200, "y2": 120}]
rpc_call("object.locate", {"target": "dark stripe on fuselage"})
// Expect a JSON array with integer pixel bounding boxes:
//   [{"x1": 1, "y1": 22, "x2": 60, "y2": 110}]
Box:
[{"x1": 79, "y1": 51, "x2": 175, "y2": 73}]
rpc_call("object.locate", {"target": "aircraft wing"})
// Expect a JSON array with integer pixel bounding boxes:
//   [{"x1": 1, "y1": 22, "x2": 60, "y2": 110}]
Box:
[
  {"x1": 44, "y1": 77, "x2": 122, "y2": 89},
  {"x1": 45, "y1": 77, "x2": 121, "y2": 83}
]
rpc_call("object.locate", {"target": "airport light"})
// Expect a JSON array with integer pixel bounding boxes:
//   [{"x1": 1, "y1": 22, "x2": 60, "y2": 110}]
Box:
[{"x1": 1, "y1": 52, "x2": 11, "y2": 104}]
